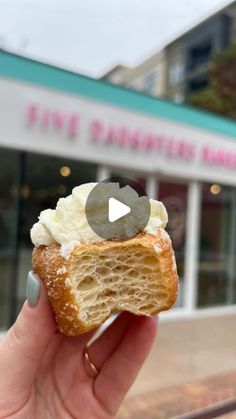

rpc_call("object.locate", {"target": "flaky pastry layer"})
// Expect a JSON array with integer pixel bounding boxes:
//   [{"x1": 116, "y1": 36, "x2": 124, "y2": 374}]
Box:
[{"x1": 32, "y1": 228, "x2": 178, "y2": 336}]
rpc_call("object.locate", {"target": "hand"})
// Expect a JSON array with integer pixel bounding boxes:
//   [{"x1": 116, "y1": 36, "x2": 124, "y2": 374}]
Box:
[{"x1": 0, "y1": 272, "x2": 157, "y2": 419}]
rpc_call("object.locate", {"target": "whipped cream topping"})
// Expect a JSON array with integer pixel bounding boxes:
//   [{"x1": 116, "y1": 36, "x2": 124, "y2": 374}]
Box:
[{"x1": 31, "y1": 183, "x2": 168, "y2": 257}]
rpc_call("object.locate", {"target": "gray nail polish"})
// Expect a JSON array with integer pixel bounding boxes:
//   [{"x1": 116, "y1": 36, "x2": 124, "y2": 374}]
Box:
[{"x1": 26, "y1": 271, "x2": 41, "y2": 307}]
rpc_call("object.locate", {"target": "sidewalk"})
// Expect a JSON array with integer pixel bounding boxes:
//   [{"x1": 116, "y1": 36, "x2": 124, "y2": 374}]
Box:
[
  {"x1": 118, "y1": 371, "x2": 236, "y2": 418},
  {"x1": 118, "y1": 313, "x2": 236, "y2": 417}
]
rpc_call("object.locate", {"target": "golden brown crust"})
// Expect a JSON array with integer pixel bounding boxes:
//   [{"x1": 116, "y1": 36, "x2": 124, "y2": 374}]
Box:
[{"x1": 32, "y1": 228, "x2": 178, "y2": 336}]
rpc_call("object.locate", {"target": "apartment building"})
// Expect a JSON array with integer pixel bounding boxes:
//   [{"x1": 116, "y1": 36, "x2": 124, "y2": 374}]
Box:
[
  {"x1": 103, "y1": 1, "x2": 236, "y2": 104},
  {"x1": 166, "y1": 13, "x2": 231, "y2": 102},
  {"x1": 165, "y1": 40, "x2": 185, "y2": 103},
  {"x1": 102, "y1": 50, "x2": 167, "y2": 98}
]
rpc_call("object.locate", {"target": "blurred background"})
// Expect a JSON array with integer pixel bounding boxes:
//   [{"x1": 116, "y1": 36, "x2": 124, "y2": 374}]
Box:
[{"x1": 1, "y1": 0, "x2": 236, "y2": 417}]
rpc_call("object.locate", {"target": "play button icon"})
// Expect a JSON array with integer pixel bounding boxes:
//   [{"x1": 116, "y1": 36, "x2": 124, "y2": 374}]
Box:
[
  {"x1": 85, "y1": 177, "x2": 151, "y2": 241},
  {"x1": 109, "y1": 198, "x2": 131, "y2": 222}
]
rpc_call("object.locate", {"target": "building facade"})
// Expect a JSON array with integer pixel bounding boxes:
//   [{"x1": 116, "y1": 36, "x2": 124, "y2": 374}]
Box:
[
  {"x1": 103, "y1": 1, "x2": 236, "y2": 103},
  {"x1": 1, "y1": 50, "x2": 236, "y2": 330},
  {"x1": 102, "y1": 51, "x2": 167, "y2": 98},
  {"x1": 165, "y1": 12, "x2": 232, "y2": 102},
  {"x1": 165, "y1": 40, "x2": 185, "y2": 103}
]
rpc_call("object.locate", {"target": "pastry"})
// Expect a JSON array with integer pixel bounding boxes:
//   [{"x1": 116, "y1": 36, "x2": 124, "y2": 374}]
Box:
[{"x1": 31, "y1": 183, "x2": 178, "y2": 336}]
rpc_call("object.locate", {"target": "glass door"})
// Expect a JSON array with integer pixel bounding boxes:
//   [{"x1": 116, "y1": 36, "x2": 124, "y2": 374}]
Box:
[{"x1": 197, "y1": 183, "x2": 236, "y2": 307}]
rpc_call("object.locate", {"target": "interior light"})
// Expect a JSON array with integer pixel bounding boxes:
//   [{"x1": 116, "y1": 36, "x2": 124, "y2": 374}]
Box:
[
  {"x1": 21, "y1": 185, "x2": 30, "y2": 199},
  {"x1": 60, "y1": 166, "x2": 71, "y2": 177},
  {"x1": 210, "y1": 184, "x2": 221, "y2": 195}
]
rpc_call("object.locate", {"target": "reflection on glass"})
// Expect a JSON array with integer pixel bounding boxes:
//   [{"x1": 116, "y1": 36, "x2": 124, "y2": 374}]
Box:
[
  {"x1": 198, "y1": 184, "x2": 236, "y2": 307},
  {"x1": 17, "y1": 153, "x2": 98, "y2": 314},
  {"x1": 0, "y1": 149, "x2": 19, "y2": 329},
  {"x1": 158, "y1": 182, "x2": 187, "y2": 307}
]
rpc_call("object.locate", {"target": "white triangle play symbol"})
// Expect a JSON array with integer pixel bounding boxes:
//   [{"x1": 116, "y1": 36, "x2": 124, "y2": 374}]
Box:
[{"x1": 108, "y1": 197, "x2": 131, "y2": 222}]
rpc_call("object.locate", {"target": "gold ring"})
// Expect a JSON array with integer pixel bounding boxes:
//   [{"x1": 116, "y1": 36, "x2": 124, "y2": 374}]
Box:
[{"x1": 84, "y1": 348, "x2": 99, "y2": 377}]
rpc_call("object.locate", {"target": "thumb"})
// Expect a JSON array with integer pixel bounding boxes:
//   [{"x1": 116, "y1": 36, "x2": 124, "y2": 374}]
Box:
[{"x1": 0, "y1": 271, "x2": 56, "y2": 398}]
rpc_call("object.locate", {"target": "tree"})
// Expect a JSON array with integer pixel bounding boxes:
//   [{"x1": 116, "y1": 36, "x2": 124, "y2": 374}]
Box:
[{"x1": 189, "y1": 43, "x2": 236, "y2": 120}]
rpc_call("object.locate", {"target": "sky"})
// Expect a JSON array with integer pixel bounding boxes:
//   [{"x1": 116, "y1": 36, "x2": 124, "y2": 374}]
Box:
[{"x1": 0, "y1": 0, "x2": 234, "y2": 78}]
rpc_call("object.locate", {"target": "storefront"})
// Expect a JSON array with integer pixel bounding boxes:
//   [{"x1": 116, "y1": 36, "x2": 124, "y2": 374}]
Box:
[{"x1": 1, "y1": 50, "x2": 236, "y2": 330}]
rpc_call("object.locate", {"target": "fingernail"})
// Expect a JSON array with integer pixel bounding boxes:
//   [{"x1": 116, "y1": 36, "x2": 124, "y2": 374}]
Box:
[{"x1": 26, "y1": 271, "x2": 41, "y2": 307}]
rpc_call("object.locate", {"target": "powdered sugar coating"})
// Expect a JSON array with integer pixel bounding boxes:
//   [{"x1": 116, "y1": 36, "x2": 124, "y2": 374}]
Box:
[
  {"x1": 57, "y1": 266, "x2": 67, "y2": 275},
  {"x1": 64, "y1": 277, "x2": 72, "y2": 287}
]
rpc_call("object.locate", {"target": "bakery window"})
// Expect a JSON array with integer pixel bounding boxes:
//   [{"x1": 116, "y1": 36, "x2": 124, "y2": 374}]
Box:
[
  {"x1": 197, "y1": 183, "x2": 236, "y2": 307},
  {"x1": 158, "y1": 181, "x2": 187, "y2": 307},
  {"x1": 16, "y1": 152, "x2": 98, "y2": 315},
  {"x1": 0, "y1": 149, "x2": 98, "y2": 328},
  {"x1": 0, "y1": 148, "x2": 19, "y2": 329}
]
